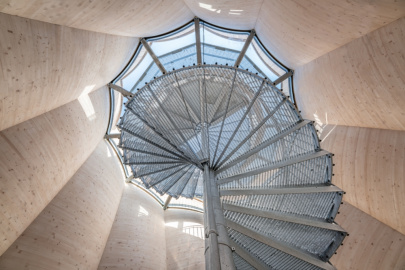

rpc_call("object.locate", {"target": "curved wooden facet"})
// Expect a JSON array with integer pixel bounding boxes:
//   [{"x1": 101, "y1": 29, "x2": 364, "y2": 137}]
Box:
[
  {"x1": 0, "y1": 140, "x2": 125, "y2": 269},
  {"x1": 0, "y1": 12, "x2": 137, "y2": 131},
  {"x1": 255, "y1": 0, "x2": 405, "y2": 67},
  {"x1": 0, "y1": 86, "x2": 110, "y2": 255},
  {"x1": 331, "y1": 203, "x2": 405, "y2": 270},
  {"x1": 183, "y1": 0, "x2": 263, "y2": 29},
  {"x1": 98, "y1": 184, "x2": 167, "y2": 269},
  {"x1": 295, "y1": 17, "x2": 405, "y2": 130},
  {"x1": 320, "y1": 125, "x2": 405, "y2": 235},
  {"x1": 165, "y1": 209, "x2": 205, "y2": 270},
  {"x1": 0, "y1": 0, "x2": 194, "y2": 37}
]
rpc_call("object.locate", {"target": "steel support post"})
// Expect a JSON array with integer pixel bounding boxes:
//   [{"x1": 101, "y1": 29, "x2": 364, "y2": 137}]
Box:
[
  {"x1": 210, "y1": 169, "x2": 235, "y2": 269},
  {"x1": 203, "y1": 164, "x2": 221, "y2": 270},
  {"x1": 203, "y1": 163, "x2": 235, "y2": 270},
  {"x1": 194, "y1": 17, "x2": 202, "y2": 65}
]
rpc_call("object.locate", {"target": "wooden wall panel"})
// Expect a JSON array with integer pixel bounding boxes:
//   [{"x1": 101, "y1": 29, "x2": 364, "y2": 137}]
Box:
[
  {"x1": 295, "y1": 17, "x2": 405, "y2": 130},
  {"x1": 165, "y1": 209, "x2": 205, "y2": 270},
  {"x1": 0, "y1": 140, "x2": 125, "y2": 269},
  {"x1": 320, "y1": 125, "x2": 405, "y2": 235},
  {"x1": 0, "y1": 0, "x2": 193, "y2": 37},
  {"x1": 331, "y1": 203, "x2": 405, "y2": 270},
  {"x1": 255, "y1": 0, "x2": 405, "y2": 67},
  {"x1": 0, "y1": 13, "x2": 137, "y2": 131},
  {"x1": 183, "y1": 0, "x2": 263, "y2": 29},
  {"x1": 0, "y1": 86, "x2": 110, "y2": 255},
  {"x1": 98, "y1": 184, "x2": 167, "y2": 270}
]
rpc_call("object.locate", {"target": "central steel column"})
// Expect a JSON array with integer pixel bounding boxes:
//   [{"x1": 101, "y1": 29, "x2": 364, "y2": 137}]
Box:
[{"x1": 203, "y1": 163, "x2": 235, "y2": 270}]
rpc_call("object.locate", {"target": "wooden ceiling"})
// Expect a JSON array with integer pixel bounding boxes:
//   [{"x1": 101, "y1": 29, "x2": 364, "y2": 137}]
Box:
[{"x1": 0, "y1": 1, "x2": 404, "y2": 268}]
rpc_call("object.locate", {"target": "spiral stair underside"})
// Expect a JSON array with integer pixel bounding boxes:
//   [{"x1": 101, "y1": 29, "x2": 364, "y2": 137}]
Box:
[{"x1": 118, "y1": 65, "x2": 346, "y2": 269}]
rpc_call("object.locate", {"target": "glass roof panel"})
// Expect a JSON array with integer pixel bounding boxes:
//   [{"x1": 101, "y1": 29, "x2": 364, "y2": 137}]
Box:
[
  {"x1": 114, "y1": 44, "x2": 162, "y2": 93},
  {"x1": 240, "y1": 37, "x2": 287, "y2": 84},
  {"x1": 200, "y1": 23, "x2": 249, "y2": 66},
  {"x1": 168, "y1": 197, "x2": 203, "y2": 212},
  {"x1": 115, "y1": 45, "x2": 147, "y2": 89},
  {"x1": 130, "y1": 61, "x2": 162, "y2": 92},
  {"x1": 160, "y1": 44, "x2": 197, "y2": 71},
  {"x1": 149, "y1": 22, "x2": 198, "y2": 71},
  {"x1": 150, "y1": 24, "x2": 195, "y2": 57}
]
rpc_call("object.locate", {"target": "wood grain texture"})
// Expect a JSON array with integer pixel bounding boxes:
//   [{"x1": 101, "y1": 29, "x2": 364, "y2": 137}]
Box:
[
  {"x1": 0, "y1": 139, "x2": 125, "y2": 269},
  {"x1": 255, "y1": 0, "x2": 405, "y2": 67},
  {"x1": 0, "y1": 12, "x2": 137, "y2": 131},
  {"x1": 0, "y1": 86, "x2": 110, "y2": 255},
  {"x1": 98, "y1": 184, "x2": 167, "y2": 270},
  {"x1": 331, "y1": 203, "x2": 405, "y2": 270},
  {"x1": 183, "y1": 0, "x2": 263, "y2": 29},
  {"x1": 295, "y1": 17, "x2": 405, "y2": 130},
  {"x1": 320, "y1": 125, "x2": 405, "y2": 235},
  {"x1": 165, "y1": 209, "x2": 205, "y2": 270},
  {"x1": 0, "y1": 0, "x2": 193, "y2": 37}
]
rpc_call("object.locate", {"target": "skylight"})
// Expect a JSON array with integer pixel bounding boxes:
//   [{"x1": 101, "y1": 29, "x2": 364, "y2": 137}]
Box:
[
  {"x1": 114, "y1": 18, "x2": 294, "y2": 100},
  {"x1": 107, "y1": 17, "x2": 296, "y2": 210}
]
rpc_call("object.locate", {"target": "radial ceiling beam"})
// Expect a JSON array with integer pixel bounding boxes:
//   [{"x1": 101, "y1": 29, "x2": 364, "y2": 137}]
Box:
[
  {"x1": 223, "y1": 203, "x2": 345, "y2": 232},
  {"x1": 216, "y1": 119, "x2": 311, "y2": 173},
  {"x1": 194, "y1": 17, "x2": 202, "y2": 65},
  {"x1": 108, "y1": 83, "x2": 134, "y2": 97},
  {"x1": 217, "y1": 150, "x2": 330, "y2": 185},
  {"x1": 229, "y1": 239, "x2": 268, "y2": 270},
  {"x1": 226, "y1": 219, "x2": 337, "y2": 270},
  {"x1": 219, "y1": 184, "x2": 342, "y2": 196},
  {"x1": 141, "y1": 38, "x2": 167, "y2": 74},
  {"x1": 235, "y1": 30, "x2": 255, "y2": 67}
]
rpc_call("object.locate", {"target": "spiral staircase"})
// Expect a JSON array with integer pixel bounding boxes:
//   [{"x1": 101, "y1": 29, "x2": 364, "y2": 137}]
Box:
[{"x1": 118, "y1": 65, "x2": 346, "y2": 270}]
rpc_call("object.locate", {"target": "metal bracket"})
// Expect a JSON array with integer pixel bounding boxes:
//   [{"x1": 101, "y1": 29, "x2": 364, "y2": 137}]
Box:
[
  {"x1": 205, "y1": 229, "x2": 219, "y2": 238},
  {"x1": 104, "y1": 133, "x2": 121, "y2": 139},
  {"x1": 108, "y1": 83, "x2": 133, "y2": 98},
  {"x1": 218, "y1": 242, "x2": 234, "y2": 251}
]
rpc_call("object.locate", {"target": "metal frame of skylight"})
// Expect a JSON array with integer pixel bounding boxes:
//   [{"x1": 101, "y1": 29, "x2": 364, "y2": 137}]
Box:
[
  {"x1": 106, "y1": 17, "x2": 298, "y2": 212},
  {"x1": 112, "y1": 17, "x2": 295, "y2": 98}
]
